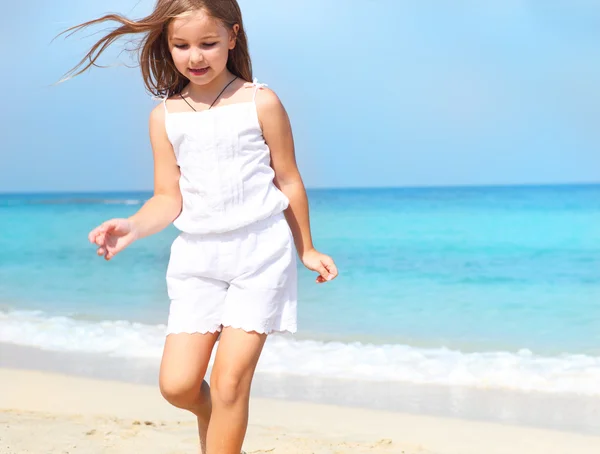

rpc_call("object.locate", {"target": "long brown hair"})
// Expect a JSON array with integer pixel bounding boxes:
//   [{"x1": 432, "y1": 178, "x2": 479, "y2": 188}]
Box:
[{"x1": 60, "y1": 0, "x2": 252, "y2": 97}]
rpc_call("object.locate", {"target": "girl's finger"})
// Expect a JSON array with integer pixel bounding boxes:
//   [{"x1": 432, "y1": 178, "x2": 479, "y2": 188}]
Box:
[
  {"x1": 97, "y1": 247, "x2": 105, "y2": 256},
  {"x1": 315, "y1": 264, "x2": 330, "y2": 280},
  {"x1": 321, "y1": 264, "x2": 337, "y2": 281},
  {"x1": 322, "y1": 258, "x2": 338, "y2": 280},
  {"x1": 89, "y1": 224, "x2": 108, "y2": 243},
  {"x1": 88, "y1": 229, "x2": 102, "y2": 243},
  {"x1": 327, "y1": 267, "x2": 338, "y2": 280},
  {"x1": 102, "y1": 220, "x2": 118, "y2": 233}
]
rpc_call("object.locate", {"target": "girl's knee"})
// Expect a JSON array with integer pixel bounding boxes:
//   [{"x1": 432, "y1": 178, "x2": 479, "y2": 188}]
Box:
[
  {"x1": 210, "y1": 371, "x2": 250, "y2": 407},
  {"x1": 159, "y1": 375, "x2": 207, "y2": 410}
]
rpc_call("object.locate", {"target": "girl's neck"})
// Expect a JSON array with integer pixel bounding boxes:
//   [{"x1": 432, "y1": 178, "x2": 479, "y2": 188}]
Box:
[{"x1": 185, "y1": 70, "x2": 236, "y2": 99}]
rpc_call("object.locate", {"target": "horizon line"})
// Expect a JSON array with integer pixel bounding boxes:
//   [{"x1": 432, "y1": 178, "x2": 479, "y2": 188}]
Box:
[{"x1": 1, "y1": 181, "x2": 599, "y2": 196}]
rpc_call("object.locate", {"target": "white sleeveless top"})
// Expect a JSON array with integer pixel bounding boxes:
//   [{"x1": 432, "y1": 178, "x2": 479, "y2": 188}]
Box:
[{"x1": 163, "y1": 80, "x2": 290, "y2": 234}]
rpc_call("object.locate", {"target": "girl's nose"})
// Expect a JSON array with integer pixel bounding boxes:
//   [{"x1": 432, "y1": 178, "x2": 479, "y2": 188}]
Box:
[{"x1": 190, "y1": 48, "x2": 204, "y2": 65}]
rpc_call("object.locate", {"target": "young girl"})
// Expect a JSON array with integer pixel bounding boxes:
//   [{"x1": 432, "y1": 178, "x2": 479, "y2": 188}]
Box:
[{"x1": 63, "y1": 0, "x2": 338, "y2": 453}]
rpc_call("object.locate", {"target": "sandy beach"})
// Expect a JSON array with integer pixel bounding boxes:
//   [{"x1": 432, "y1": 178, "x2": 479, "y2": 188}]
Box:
[{"x1": 1, "y1": 368, "x2": 600, "y2": 454}]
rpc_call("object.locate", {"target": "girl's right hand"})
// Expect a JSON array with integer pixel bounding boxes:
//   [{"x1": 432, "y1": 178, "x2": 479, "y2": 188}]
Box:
[{"x1": 88, "y1": 218, "x2": 138, "y2": 261}]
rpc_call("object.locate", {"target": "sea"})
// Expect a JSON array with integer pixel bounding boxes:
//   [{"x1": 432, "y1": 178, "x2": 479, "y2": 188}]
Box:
[{"x1": 1, "y1": 184, "x2": 600, "y2": 398}]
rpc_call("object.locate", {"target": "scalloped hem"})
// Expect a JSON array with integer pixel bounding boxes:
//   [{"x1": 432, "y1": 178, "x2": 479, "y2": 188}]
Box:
[
  {"x1": 166, "y1": 325, "x2": 222, "y2": 336},
  {"x1": 223, "y1": 322, "x2": 297, "y2": 335},
  {"x1": 166, "y1": 321, "x2": 297, "y2": 336}
]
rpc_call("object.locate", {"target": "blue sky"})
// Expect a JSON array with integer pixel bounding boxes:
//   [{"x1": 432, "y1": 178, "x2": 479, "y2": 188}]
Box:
[{"x1": 1, "y1": 0, "x2": 599, "y2": 192}]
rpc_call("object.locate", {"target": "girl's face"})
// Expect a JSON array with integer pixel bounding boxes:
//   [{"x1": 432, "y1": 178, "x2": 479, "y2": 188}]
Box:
[{"x1": 168, "y1": 9, "x2": 238, "y2": 85}]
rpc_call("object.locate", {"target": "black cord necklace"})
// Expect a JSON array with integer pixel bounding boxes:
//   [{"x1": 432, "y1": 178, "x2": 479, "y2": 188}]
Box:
[{"x1": 180, "y1": 76, "x2": 238, "y2": 112}]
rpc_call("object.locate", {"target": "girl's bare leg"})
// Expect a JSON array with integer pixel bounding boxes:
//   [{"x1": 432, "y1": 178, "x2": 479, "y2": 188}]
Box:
[
  {"x1": 159, "y1": 331, "x2": 220, "y2": 454},
  {"x1": 206, "y1": 327, "x2": 267, "y2": 454}
]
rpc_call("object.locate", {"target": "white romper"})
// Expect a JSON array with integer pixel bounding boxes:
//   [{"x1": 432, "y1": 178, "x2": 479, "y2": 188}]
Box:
[{"x1": 163, "y1": 80, "x2": 298, "y2": 335}]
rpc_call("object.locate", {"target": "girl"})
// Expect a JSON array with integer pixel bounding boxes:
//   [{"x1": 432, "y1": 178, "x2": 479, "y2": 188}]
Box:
[{"x1": 63, "y1": 1, "x2": 338, "y2": 453}]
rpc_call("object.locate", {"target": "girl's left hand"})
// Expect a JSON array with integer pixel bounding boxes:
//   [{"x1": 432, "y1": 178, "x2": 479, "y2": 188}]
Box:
[{"x1": 301, "y1": 249, "x2": 339, "y2": 283}]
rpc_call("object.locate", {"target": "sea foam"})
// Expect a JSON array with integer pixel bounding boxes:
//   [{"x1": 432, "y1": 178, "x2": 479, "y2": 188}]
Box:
[{"x1": 2, "y1": 310, "x2": 600, "y2": 396}]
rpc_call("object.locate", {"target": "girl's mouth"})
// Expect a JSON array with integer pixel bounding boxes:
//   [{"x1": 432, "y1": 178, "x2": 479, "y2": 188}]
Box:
[{"x1": 189, "y1": 67, "x2": 209, "y2": 76}]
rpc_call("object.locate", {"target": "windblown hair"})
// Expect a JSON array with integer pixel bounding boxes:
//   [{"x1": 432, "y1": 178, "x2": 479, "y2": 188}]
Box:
[{"x1": 60, "y1": 0, "x2": 252, "y2": 97}]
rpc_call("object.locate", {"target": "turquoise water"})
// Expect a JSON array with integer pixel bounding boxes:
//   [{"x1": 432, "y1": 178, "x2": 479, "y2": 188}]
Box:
[{"x1": 2, "y1": 185, "x2": 600, "y2": 394}]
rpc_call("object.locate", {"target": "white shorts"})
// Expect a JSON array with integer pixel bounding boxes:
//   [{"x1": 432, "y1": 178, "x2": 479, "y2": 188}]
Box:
[{"x1": 165, "y1": 213, "x2": 298, "y2": 335}]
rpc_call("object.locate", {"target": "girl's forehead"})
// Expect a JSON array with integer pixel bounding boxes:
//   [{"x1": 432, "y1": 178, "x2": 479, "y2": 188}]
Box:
[{"x1": 169, "y1": 10, "x2": 225, "y2": 38}]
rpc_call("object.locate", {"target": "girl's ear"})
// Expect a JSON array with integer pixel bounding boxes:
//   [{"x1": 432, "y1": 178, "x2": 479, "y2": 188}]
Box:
[{"x1": 229, "y1": 24, "x2": 240, "y2": 50}]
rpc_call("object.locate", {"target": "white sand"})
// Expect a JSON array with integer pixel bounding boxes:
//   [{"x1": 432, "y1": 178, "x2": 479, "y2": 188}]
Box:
[{"x1": 2, "y1": 368, "x2": 600, "y2": 453}]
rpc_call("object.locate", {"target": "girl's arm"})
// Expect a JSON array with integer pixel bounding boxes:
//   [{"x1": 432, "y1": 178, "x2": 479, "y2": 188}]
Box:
[
  {"x1": 88, "y1": 104, "x2": 181, "y2": 260},
  {"x1": 257, "y1": 89, "x2": 338, "y2": 283},
  {"x1": 128, "y1": 104, "x2": 182, "y2": 238}
]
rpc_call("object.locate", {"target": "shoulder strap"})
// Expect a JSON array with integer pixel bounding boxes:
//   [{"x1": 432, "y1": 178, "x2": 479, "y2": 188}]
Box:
[
  {"x1": 250, "y1": 78, "x2": 268, "y2": 102},
  {"x1": 151, "y1": 93, "x2": 169, "y2": 114}
]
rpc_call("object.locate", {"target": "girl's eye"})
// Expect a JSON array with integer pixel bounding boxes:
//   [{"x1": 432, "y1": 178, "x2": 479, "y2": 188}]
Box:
[
  {"x1": 203, "y1": 42, "x2": 217, "y2": 47},
  {"x1": 174, "y1": 44, "x2": 188, "y2": 49}
]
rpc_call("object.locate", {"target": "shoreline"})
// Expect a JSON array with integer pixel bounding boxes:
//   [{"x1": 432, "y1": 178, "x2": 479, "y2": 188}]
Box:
[
  {"x1": 4, "y1": 308, "x2": 600, "y2": 396},
  {"x1": 1, "y1": 342, "x2": 600, "y2": 438},
  {"x1": 3, "y1": 368, "x2": 600, "y2": 454}
]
